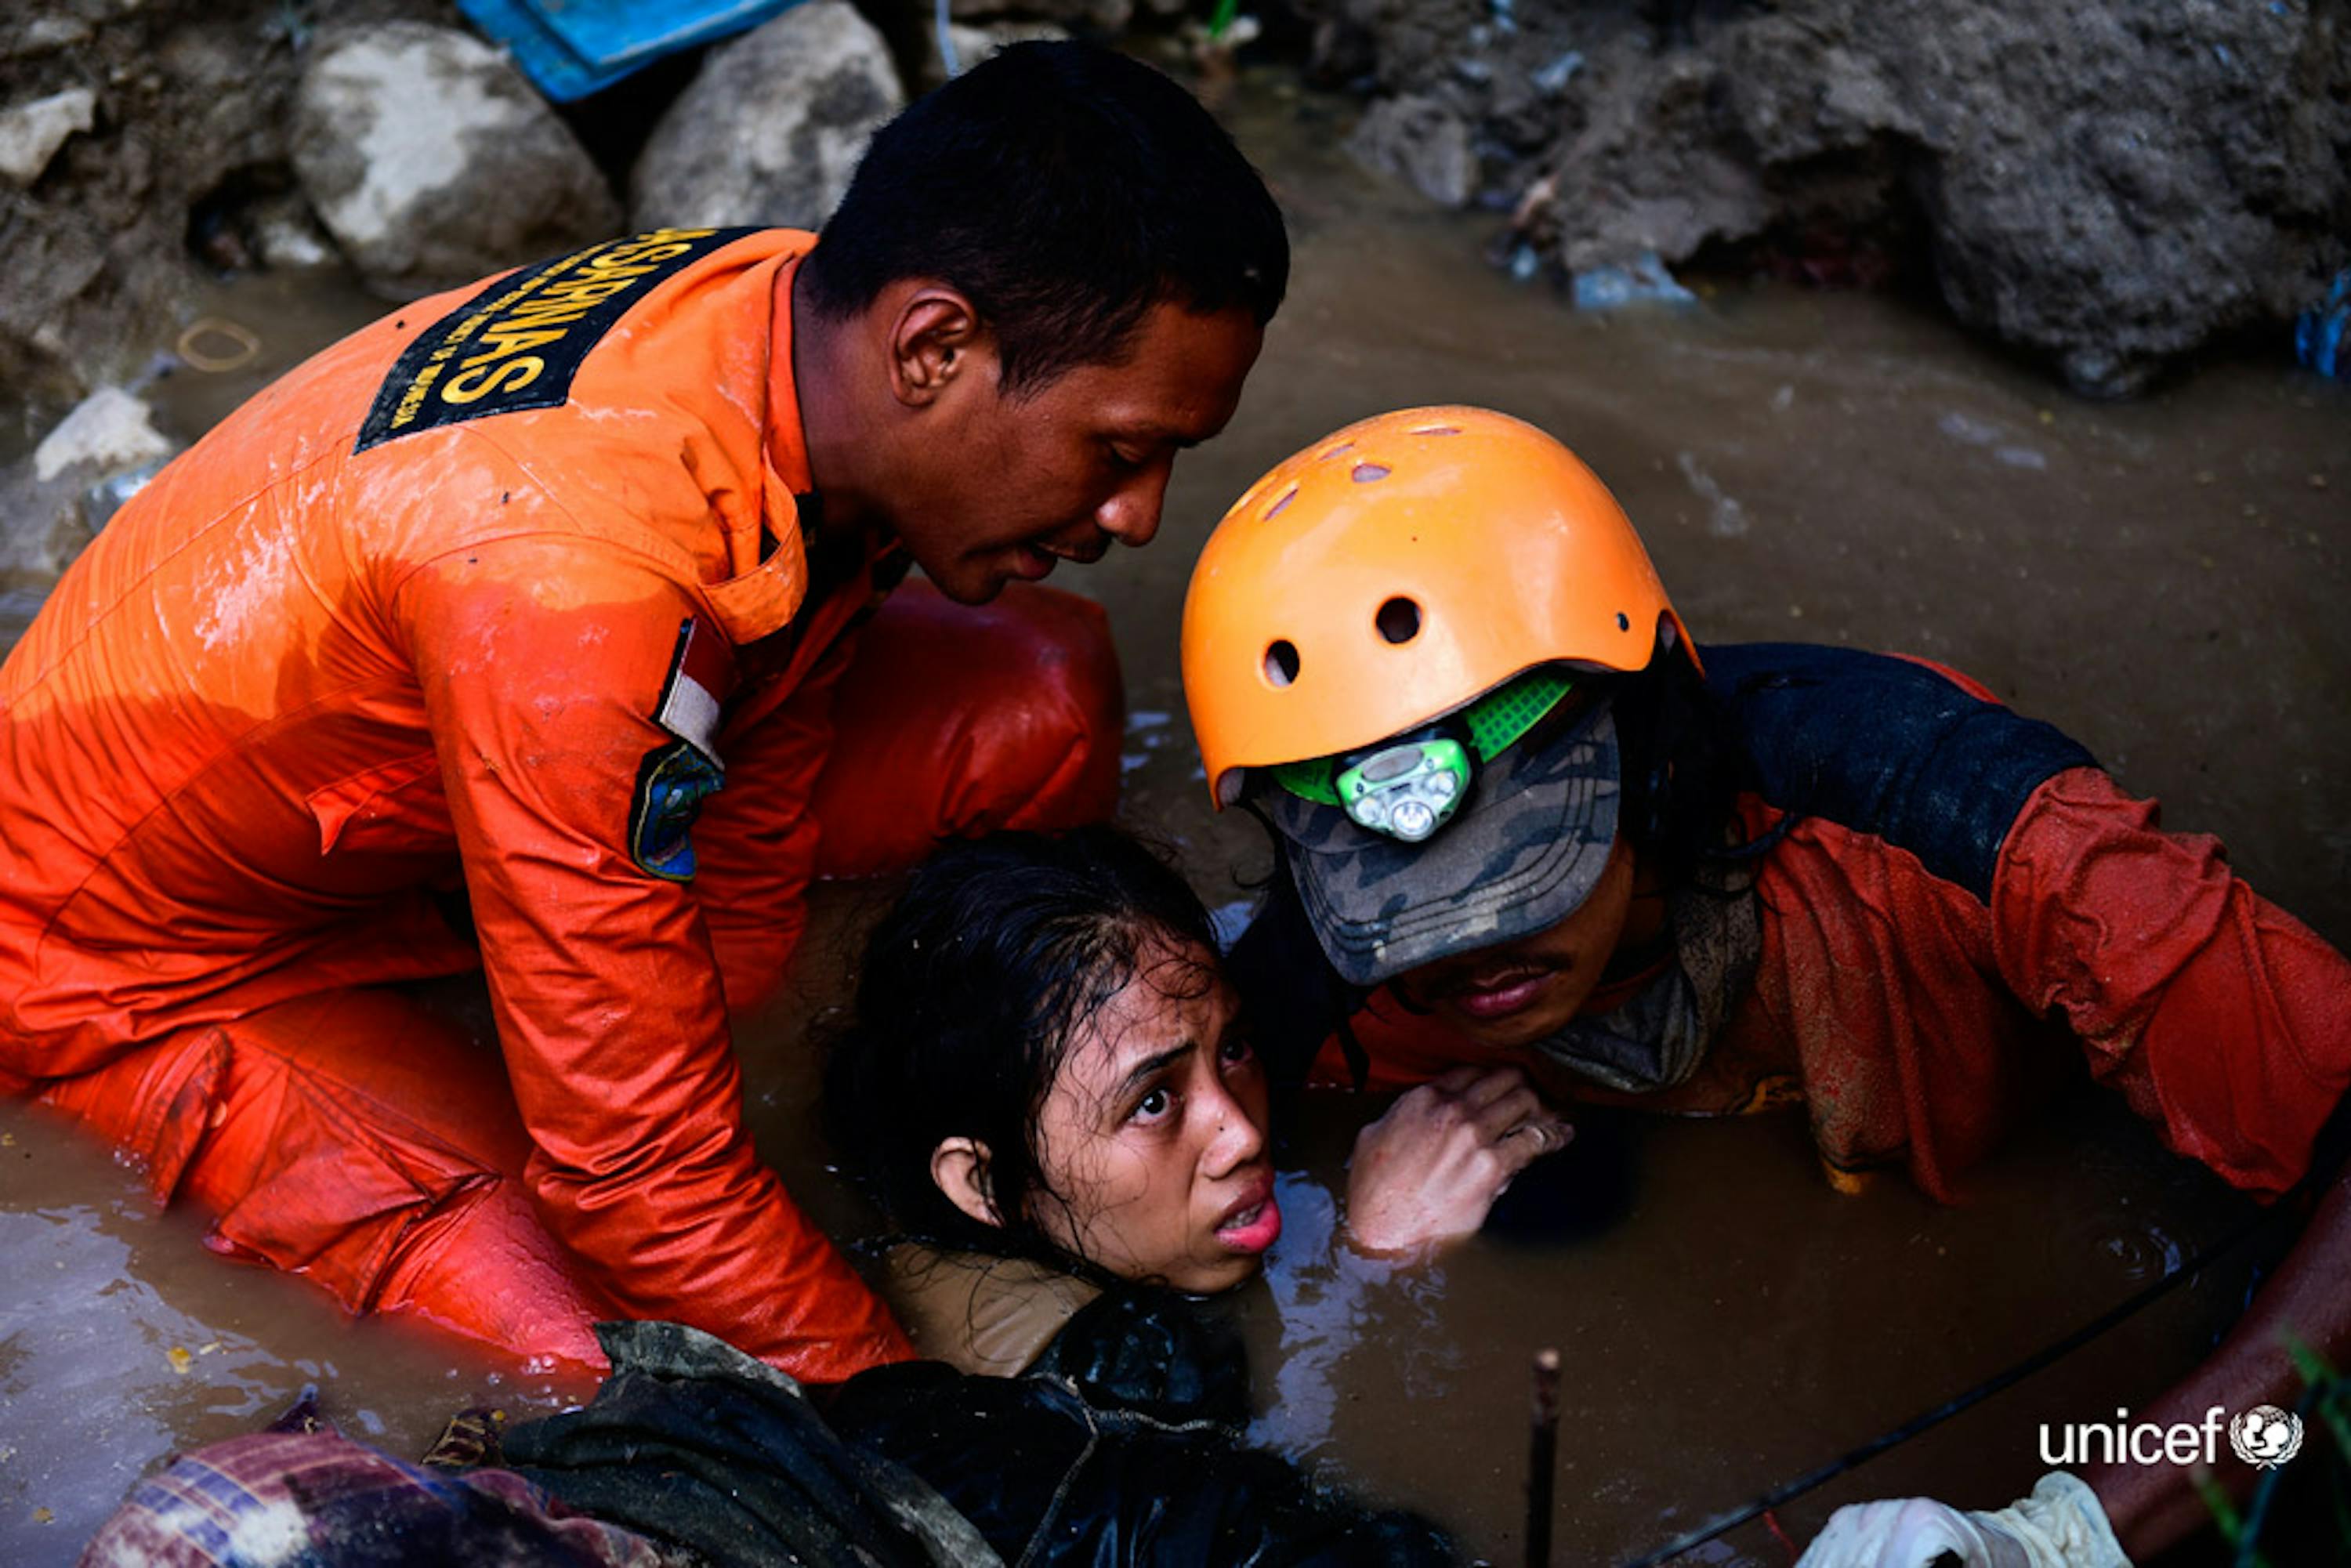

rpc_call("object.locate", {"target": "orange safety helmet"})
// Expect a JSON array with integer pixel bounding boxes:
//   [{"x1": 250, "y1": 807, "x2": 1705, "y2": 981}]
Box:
[{"x1": 1182, "y1": 406, "x2": 1695, "y2": 808}]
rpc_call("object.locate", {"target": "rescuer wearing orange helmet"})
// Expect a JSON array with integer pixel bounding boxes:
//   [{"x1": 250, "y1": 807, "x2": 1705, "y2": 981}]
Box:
[
  {"x1": 1183, "y1": 407, "x2": 2350, "y2": 1561},
  {"x1": 0, "y1": 42, "x2": 1284, "y2": 1384}
]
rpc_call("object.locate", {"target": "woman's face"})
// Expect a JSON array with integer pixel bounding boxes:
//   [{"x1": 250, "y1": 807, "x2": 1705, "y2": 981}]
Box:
[{"x1": 1027, "y1": 936, "x2": 1280, "y2": 1292}]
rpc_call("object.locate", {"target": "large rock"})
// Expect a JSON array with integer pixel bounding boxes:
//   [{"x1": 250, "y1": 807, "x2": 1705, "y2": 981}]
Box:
[
  {"x1": 32, "y1": 386, "x2": 172, "y2": 483},
  {"x1": 1346, "y1": 92, "x2": 1478, "y2": 209},
  {"x1": 0, "y1": 85, "x2": 96, "y2": 186},
  {"x1": 1306, "y1": 0, "x2": 2351, "y2": 395},
  {"x1": 630, "y1": 1, "x2": 904, "y2": 234},
  {"x1": 292, "y1": 21, "x2": 621, "y2": 297},
  {"x1": 2, "y1": 386, "x2": 178, "y2": 607}
]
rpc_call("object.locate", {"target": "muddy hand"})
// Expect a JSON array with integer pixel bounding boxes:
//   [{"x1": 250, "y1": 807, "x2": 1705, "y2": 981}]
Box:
[{"x1": 1342, "y1": 1066, "x2": 1574, "y2": 1255}]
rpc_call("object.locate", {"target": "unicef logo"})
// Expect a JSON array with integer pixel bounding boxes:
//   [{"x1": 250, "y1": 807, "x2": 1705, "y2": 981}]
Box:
[
  {"x1": 2228, "y1": 1406, "x2": 2305, "y2": 1469},
  {"x1": 2039, "y1": 1404, "x2": 2308, "y2": 1471}
]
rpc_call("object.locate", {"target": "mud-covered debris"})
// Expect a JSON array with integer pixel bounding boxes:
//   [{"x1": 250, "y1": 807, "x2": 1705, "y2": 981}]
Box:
[
  {"x1": 1574, "y1": 252, "x2": 1694, "y2": 310},
  {"x1": 32, "y1": 388, "x2": 172, "y2": 484}
]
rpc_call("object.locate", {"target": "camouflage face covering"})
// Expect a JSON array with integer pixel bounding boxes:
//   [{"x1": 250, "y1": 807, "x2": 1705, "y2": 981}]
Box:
[{"x1": 1266, "y1": 702, "x2": 1622, "y2": 986}]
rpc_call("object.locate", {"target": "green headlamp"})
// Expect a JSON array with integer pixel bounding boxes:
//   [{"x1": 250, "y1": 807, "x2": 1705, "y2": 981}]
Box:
[
  {"x1": 1270, "y1": 668, "x2": 1578, "y2": 843},
  {"x1": 1333, "y1": 733, "x2": 1470, "y2": 842}
]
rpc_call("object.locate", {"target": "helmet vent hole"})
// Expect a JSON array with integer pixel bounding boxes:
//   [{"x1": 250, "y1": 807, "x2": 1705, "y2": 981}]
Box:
[
  {"x1": 1264, "y1": 640, "x2": 1301, "y2": 686},
  {"x1": 1352, "y1": 462, "x2": 1392, "y2": 483},
  {"x1": 1318, "y1": 440, "x2": 1355, "y2": 462},
  {"x1": 1409, "y1": 424, "x2": 1460, "y2": 436},
  {"x1": 1616, "y1": 611, "x2": 1631, "y2": 631},
  {"x1": 1263, "y1": 484, "x2": 1298, "y2": 520},
  {"x1": 1376, "y1": 597, "x2": 1421, "y2": 644}
]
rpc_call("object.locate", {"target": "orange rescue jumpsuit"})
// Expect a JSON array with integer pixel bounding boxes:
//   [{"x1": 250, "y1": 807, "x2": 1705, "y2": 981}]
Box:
[{"x1": 0, "y1": 228, "x2": 1121, "y2": 1378}]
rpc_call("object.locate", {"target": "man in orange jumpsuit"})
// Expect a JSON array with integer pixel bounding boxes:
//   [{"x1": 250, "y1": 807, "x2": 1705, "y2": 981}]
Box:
[{"x1": 0, "y1": 42, "x2": 1284, "y2": 1382}]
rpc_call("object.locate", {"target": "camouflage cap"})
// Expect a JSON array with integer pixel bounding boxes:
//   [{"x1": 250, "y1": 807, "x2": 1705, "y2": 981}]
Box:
[{"x1": 1266, "y1": 702, "x2": 1621, "y2": 986}]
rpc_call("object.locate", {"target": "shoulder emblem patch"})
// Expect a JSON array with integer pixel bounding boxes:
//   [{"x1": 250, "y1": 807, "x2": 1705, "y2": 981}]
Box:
[
  {"x1": 354, "y1": 226, "x2": 755, "y2": 453},
  {"x1": 628, "y1": 615, "x2": 732, "y2": 881},
  {"x1": 630, "y1": 741, "x2": 723, "y2": 882}
]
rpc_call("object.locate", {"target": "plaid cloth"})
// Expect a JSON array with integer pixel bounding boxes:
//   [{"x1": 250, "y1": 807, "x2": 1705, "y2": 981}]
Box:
[{"x1": 78, "y1": 1429, "x2": 687, "y2": 1567}]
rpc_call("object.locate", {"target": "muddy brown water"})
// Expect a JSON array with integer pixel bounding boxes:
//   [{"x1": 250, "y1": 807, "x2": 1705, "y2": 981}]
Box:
[{"x1": 3, "y1": 74, "x2": 2346, "y2": 1566}]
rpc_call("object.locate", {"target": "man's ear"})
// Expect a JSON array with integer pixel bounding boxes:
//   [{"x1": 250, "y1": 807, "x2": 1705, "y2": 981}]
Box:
[
  {"x1": 930, "y1": 1136, "x2": 1003, "y2": 1228},
  {"x1": 887, "y1": 284, "x2": 987, "y2": 409}
]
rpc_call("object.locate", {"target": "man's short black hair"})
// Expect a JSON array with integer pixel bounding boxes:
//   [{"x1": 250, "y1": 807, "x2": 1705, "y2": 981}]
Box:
[{"x1": 801, "y1": 41, "x2": 1288, "y2": 395}]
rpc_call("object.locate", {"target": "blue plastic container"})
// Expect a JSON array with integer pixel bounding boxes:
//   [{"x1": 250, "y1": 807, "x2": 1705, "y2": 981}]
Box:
[
  {"x1": 458, "y1": 0, "x2": 806, "y2": 100},
  {"x1": 2296, "y1": 268, "x2": 2349, "y2": 379}
]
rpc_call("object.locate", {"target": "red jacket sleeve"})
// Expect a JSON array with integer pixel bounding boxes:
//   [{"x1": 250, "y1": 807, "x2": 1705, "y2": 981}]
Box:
[
  {"x1": 1993, "y1": 766, "x2": 2351, "y2": 1197},
  {"x1": 686, "y1": 625, "x2": 861, "y2": 1019},
  {"x1": 398, "y1": 537, "x2": 911, "y2": 1379}
]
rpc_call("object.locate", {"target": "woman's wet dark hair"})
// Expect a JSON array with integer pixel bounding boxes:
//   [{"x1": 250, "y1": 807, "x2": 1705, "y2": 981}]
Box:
[
  {"x1": 799, "y1": 40, "x2": 1288, "y2": 396},
  {"x1": 824, "y1": 825, "x2": 1223, "y2": 1275}
]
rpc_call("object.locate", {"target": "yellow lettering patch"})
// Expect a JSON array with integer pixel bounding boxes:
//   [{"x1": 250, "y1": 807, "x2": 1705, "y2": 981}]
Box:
[{"x1": 354, "y1": 227, "x2": 750, "y2": 453}]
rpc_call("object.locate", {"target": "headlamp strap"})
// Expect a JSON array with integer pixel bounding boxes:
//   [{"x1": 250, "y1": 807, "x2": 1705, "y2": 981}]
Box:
[{"x1": 1270, "y1": 668, "x2": 1578, "y2": 842}]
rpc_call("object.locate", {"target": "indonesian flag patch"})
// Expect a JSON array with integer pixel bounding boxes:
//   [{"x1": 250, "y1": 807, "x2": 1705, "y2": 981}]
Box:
[{"x1": 655, "y1": 614, "x2": 729, "y2": 764}]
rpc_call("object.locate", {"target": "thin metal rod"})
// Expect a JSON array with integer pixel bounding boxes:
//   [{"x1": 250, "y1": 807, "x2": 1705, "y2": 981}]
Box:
[{"x1": 1528, "y1": 1346, "x2": 1562, "y2": 1568}]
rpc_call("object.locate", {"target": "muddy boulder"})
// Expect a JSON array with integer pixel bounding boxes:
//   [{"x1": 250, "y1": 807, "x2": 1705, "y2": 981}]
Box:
[
  {"x1": 1346, "y1": 92, "x2": 1479, "y2": 208},
  {"x1": 1871, "y1": 3, "x2": 2351, "y2": 396},
  {"x1": 1307, "y1": 0, "x2": 2351, "y2": 395},
  {"x1": 0, "y1": 85, "x2": 96, "y2": 186},
  {"x1": 630, "y1": 0, "x2": 903, "y2": 234},
  {"x1": 292, "y1": 21, "x2": 621, "y2": 297},
  {"x1": 0, "y1": 386, "x2": 178, "y2": 599}
]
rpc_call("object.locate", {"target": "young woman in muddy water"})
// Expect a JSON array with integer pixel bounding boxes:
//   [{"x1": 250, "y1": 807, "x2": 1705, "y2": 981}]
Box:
[
  {"x1": 822, "y1": 823, "x2": 1569, "y2": 1367},
  {"x1": 1183, "y1": 407, "x2": 2351, "y2": 1565}
]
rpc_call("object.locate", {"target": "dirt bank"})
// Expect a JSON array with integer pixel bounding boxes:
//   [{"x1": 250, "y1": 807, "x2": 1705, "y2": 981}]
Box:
[
  {"x1": 0, "y1": 2, "x2": 461, "y2": 431},
  {"x1": 9, "y1": 1, "x2": 2345, "y2": 422},
  {"x1": 1302, "y1": 0, "x2": 2351, "y2": 395}
]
